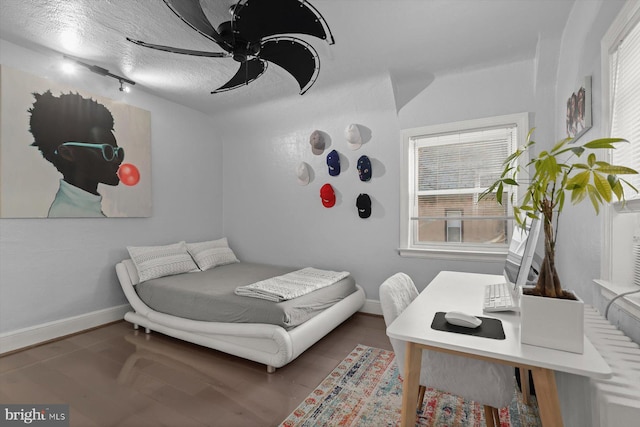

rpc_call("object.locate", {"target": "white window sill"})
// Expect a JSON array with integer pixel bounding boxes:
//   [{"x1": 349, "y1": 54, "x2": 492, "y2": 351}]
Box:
[
  {"x1": 594, "y1": 279, "x2": 640, "y2": 319},
  {"x1": 613, "y1": 198, "x2": 640, "y2": 213},
  {"x1": 398, "y1": 247, "x2": 507, "y2": 262}
]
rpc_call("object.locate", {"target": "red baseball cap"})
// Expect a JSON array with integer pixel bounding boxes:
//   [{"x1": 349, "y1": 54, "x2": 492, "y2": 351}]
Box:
[{"x1": 320, "y1": 183, "x2": 336, "y2": 208}]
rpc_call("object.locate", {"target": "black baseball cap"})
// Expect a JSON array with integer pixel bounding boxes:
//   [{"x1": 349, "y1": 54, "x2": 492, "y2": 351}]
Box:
[{"x1": 356, "y1": 193, "x2": 371, "y2": 218}]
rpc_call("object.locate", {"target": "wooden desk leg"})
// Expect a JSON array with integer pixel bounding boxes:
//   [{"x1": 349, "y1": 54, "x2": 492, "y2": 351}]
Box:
[
  {"x1": 530, "y1": 367, "x2": 563, "y2": 427},
  {"x1": 400, "y1": 341, "x2": 422, "y2": 427},
  {"x1": 520, "y1": 367, "x2": 530, "y2": 405}
]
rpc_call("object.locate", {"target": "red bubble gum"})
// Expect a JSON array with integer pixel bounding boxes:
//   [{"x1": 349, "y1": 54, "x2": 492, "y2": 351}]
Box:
[{"x1": 117, "y1": 163, "x2": 140, "y2": 186}]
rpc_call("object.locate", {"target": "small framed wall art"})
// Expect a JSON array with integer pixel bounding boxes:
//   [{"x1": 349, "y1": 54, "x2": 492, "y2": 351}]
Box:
[{"x1": 565, "y1": 76, "x2": 592, "y2": 143}]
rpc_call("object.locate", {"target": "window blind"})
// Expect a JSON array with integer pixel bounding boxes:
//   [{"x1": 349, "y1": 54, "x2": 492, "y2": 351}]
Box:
[
  {"x1": 414, "y1": 126, "x2": 516, "y2": 195},
  {"x1": 611, "y1": 18, "x2": 640, "y2": 201}
]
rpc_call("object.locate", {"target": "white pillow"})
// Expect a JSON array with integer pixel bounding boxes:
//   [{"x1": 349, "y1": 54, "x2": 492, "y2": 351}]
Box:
[
  {"x1": 186, "y1": 238, "x2": 239, "y2": 271},
  {"x1": 127, "y1": 241, "x2": 198, "y2": 283}
]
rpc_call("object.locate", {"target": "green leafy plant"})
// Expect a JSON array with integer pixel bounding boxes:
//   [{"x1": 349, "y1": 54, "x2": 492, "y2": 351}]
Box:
[{"x1": 481, "y1": 130, "x2": 638, "y2": 299}]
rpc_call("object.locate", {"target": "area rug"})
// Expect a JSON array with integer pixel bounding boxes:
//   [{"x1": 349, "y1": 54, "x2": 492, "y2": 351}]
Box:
[{"x1": 280, "y1": 345, "x2": 541, "y2": 427}]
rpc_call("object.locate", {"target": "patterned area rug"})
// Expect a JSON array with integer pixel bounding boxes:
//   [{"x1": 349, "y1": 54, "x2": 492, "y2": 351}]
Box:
[{"x1": 280, "y1": 345, "x2": 541, "y2": 427}]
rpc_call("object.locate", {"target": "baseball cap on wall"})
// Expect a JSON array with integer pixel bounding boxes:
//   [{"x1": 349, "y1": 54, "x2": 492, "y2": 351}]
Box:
[
  {"x1": 297, "y1": 162, "x2": 310, "y2": 185},
  {"x1": 309, "y1": 130, "x2": 325, "y2": 155},
  {"x1": 320, "y1": 183, "x2": 336, "y2": 208},
  {"x1": 356, "y1": 193, "x2": 371, "y2": 218},
  {"x1": 327, "y1": 150, "x2": 340, "y2": 176},
  {"x1": 345, "y1": 124, "x2": 362, "y2": 150},
  {"x1": 357, "y1": 155, "x2": 371, "y2": 181}
]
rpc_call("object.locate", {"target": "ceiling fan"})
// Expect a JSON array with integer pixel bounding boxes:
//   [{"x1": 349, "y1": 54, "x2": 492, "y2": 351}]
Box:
[{"x1": 127, "y1": 0, "x2": 334, "y2": 94}]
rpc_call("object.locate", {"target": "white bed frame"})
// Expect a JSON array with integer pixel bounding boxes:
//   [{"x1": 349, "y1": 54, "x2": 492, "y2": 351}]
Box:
[{"x1": 116, "y1": 260, "x2": 366, "y2": 372}]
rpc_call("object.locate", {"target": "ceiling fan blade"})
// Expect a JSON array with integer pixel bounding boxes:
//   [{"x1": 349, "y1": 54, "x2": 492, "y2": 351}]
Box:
[
  {"x1": 233, "y1": 0, "x2": 334, "y2": 44},
  {"x1": 126, "y1": 38, "x2": 231, "y2": 58},
  {"x1": 162, "y1": 0, "x2": 232, "y2": 51},
  {"x1": 259, "y1": 37, "x2": 320, "y2": 94},
  {"x1": 212, "y1": 58, "x2": 267, "y2": 93}
]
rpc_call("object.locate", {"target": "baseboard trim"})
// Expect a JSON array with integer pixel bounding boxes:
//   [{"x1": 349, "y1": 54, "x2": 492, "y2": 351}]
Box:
[
  {"x1": 359, "y1": 299, "x2": 382, "y2": 316},
  {"x1": 0, "y1": 304, "x2": 130, "y2": 355},
  {"x1": 1, "y1": 299, "x2": 381, "y2": 355}
]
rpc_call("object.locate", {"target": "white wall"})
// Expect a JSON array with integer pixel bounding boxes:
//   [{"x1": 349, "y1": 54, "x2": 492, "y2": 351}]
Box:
[
  {"x1": 551, "y1": 0, "x2": 640, "y2": 344},
  {"x1": 0, "y1": 39, "x2": 224, "y2": 335},
  {"x1": 398, "y1": 58, "x2": 535, "y2": 130},
  {"x1": 213, "y1": 60, "x2": 536, "y2": 301},
  {"x1": 553, "y1": 0, "x2": 627, "y2": 304}
]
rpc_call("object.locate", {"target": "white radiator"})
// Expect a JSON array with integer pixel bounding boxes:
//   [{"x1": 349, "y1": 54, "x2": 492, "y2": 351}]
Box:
[
  {"x1": 634, "y1": 234, "x2": 640, "y2": 287},
  {"x1": 584, "y1": 306, "x2": 640, "y2": 427}
]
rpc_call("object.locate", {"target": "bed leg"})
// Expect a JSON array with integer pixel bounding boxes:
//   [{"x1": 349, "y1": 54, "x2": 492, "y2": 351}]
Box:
[
  {"x1": 145, "y1": 327, "x2": 150, "y2": 334},
  {"x1": 267, "y1": 365, "x2": 276, "y2": 374},
  {"x1": 133, "y1": 324, "x2": 139, "y2": 330}
]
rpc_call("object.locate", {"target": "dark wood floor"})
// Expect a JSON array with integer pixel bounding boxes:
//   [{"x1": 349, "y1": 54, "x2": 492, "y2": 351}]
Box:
[{"x1": 1, "y1": 313, "x2": 392, "y2": 426}]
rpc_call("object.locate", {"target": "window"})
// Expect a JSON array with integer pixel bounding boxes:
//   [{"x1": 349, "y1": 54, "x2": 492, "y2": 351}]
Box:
[
  {"x1": 400, "y1": 113, "x2": 529, "y2": 259},
  {"x1": 610, "y1": 13, "x2": 640, "y2": 204},
  {"x1": 601, "y1": 0, "x2": 640, "y2": 288}
]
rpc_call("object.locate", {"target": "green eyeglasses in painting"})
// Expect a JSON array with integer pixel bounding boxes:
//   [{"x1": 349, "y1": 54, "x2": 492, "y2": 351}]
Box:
[{"x1": 55, "y1": 142, "x2": 125, "y2": 162}]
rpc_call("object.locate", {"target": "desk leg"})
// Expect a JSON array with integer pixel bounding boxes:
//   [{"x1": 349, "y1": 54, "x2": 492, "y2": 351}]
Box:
[
  {"x1": 520, "y1": 367, "x2": 530, "y2": 405},
  {"x1": 530, "y1": 367, "x2": 563, "y2": 427},
  {"x1": 400, "y1": 341, "x2": 422, "y2": 427}
]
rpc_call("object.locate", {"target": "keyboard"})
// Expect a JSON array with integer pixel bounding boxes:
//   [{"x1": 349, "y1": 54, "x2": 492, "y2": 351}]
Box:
[{"x1": 483, "y1": 282, "x2": 518, "y2": 312}]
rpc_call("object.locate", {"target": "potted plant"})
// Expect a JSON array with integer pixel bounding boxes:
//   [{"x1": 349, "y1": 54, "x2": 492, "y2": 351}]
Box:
[{"x1": 481, "y1": 129, "x2": 637, "y2": 352}]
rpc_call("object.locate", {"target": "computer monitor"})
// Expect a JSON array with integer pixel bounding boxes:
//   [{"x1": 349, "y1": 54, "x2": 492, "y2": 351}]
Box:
[{"x1": 503, "y1": 216, "x2": 541, "y2": 289}]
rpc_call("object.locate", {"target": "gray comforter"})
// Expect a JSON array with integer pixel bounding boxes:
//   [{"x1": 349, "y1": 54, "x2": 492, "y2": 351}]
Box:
[{"x1": 135, "y1": 262, "x2": 357, "y2": 329}]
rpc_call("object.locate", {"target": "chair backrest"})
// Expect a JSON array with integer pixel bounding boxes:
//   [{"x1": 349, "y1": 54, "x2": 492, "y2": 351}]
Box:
[{"x1": 379, "y1": 272, "x2": 419, "y2": 377}]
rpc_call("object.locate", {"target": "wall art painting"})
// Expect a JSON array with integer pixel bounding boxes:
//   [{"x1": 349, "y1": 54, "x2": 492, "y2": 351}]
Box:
[
  {"x1": 565, "y1": 75, "x2": 592, "y2": 143},
  {"x1": 0, "y1": 65, "x2": 151, "y2": 218}
]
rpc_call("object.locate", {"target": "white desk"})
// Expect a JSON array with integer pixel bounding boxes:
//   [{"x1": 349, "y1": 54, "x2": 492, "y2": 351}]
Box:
[{"x1": 386, "y1": 271, "x2": 612, "y2": 427}]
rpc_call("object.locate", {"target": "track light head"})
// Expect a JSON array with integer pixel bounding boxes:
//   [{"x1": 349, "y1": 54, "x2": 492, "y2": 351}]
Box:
[{"x1": 118, "y1": 80, "x2": 131, "y2": 93}]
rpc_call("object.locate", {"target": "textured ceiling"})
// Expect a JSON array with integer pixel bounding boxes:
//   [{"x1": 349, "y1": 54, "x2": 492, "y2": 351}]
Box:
[{"x1": 0, "y1": 0, "x2": 577, "y2": 115}]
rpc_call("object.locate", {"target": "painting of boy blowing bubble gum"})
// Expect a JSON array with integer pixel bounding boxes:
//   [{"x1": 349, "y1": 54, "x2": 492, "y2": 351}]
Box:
[{"x1": 0, "y1": 66, "x2": 151, "y2": 218}]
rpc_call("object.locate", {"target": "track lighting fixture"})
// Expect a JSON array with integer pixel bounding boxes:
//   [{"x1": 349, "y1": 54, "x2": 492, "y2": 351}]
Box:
[
  {"x1": 118, "y1": 79, "x2": 131, "y2": 93},
  {"x1": 62, "y1": 54, "x2": 135, "y2": 92}
]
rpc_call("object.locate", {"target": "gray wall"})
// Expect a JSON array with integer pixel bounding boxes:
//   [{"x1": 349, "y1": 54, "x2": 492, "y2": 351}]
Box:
[
  {"x1": 1, "y1": 0, "x2": 637, "y2": 345},
  {"x1": 213, "y1": 62, "x2": 536, "y2": 301},
  {"x1": 0, "y1": 39, "x2": 224, "y2": 334},
  {"x1": 553, "y1": 0, "x2": 623, "y2": 303},
  {"x1": 552, "y1": 0, "x2": 639, "y2": 342}
]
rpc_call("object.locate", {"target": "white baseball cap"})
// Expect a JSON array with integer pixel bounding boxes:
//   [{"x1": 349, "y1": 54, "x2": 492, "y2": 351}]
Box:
[
  {"x1": 345, "y1": 124, "x2": 362, "y2": 150},
  {"x1": 297, "y1": 162, "x2": 310, "y2": 185}
]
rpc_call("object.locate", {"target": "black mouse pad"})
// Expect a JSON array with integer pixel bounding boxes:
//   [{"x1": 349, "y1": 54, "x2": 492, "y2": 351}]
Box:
[{"x1": 430, "y1": 312, "x2": 505, "y2": 340}]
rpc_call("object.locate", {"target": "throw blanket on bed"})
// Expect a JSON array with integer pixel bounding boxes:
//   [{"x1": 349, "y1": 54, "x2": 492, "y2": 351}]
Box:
[{"x1": 234, "y1": 267, "x2": 350, "y2": 302}]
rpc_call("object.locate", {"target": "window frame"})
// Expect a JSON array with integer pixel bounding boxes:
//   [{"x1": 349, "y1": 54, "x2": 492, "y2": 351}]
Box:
[
  {"x1": 399, "y1": 113, "x2": 530, "y2": 260},
  {"x1": 600, "y1": 0, "x2": 640, "y2": 284}
]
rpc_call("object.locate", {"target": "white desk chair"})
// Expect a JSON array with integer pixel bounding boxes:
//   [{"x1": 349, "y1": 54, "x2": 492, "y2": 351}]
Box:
[{"x1": 380, "y1": 273, "x2": 516, "y2": 427}]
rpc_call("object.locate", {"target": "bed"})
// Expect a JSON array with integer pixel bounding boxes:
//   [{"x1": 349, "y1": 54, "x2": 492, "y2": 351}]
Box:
[{"x1": 116, "y1": 247, "x2": 365, "y2": 372}]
